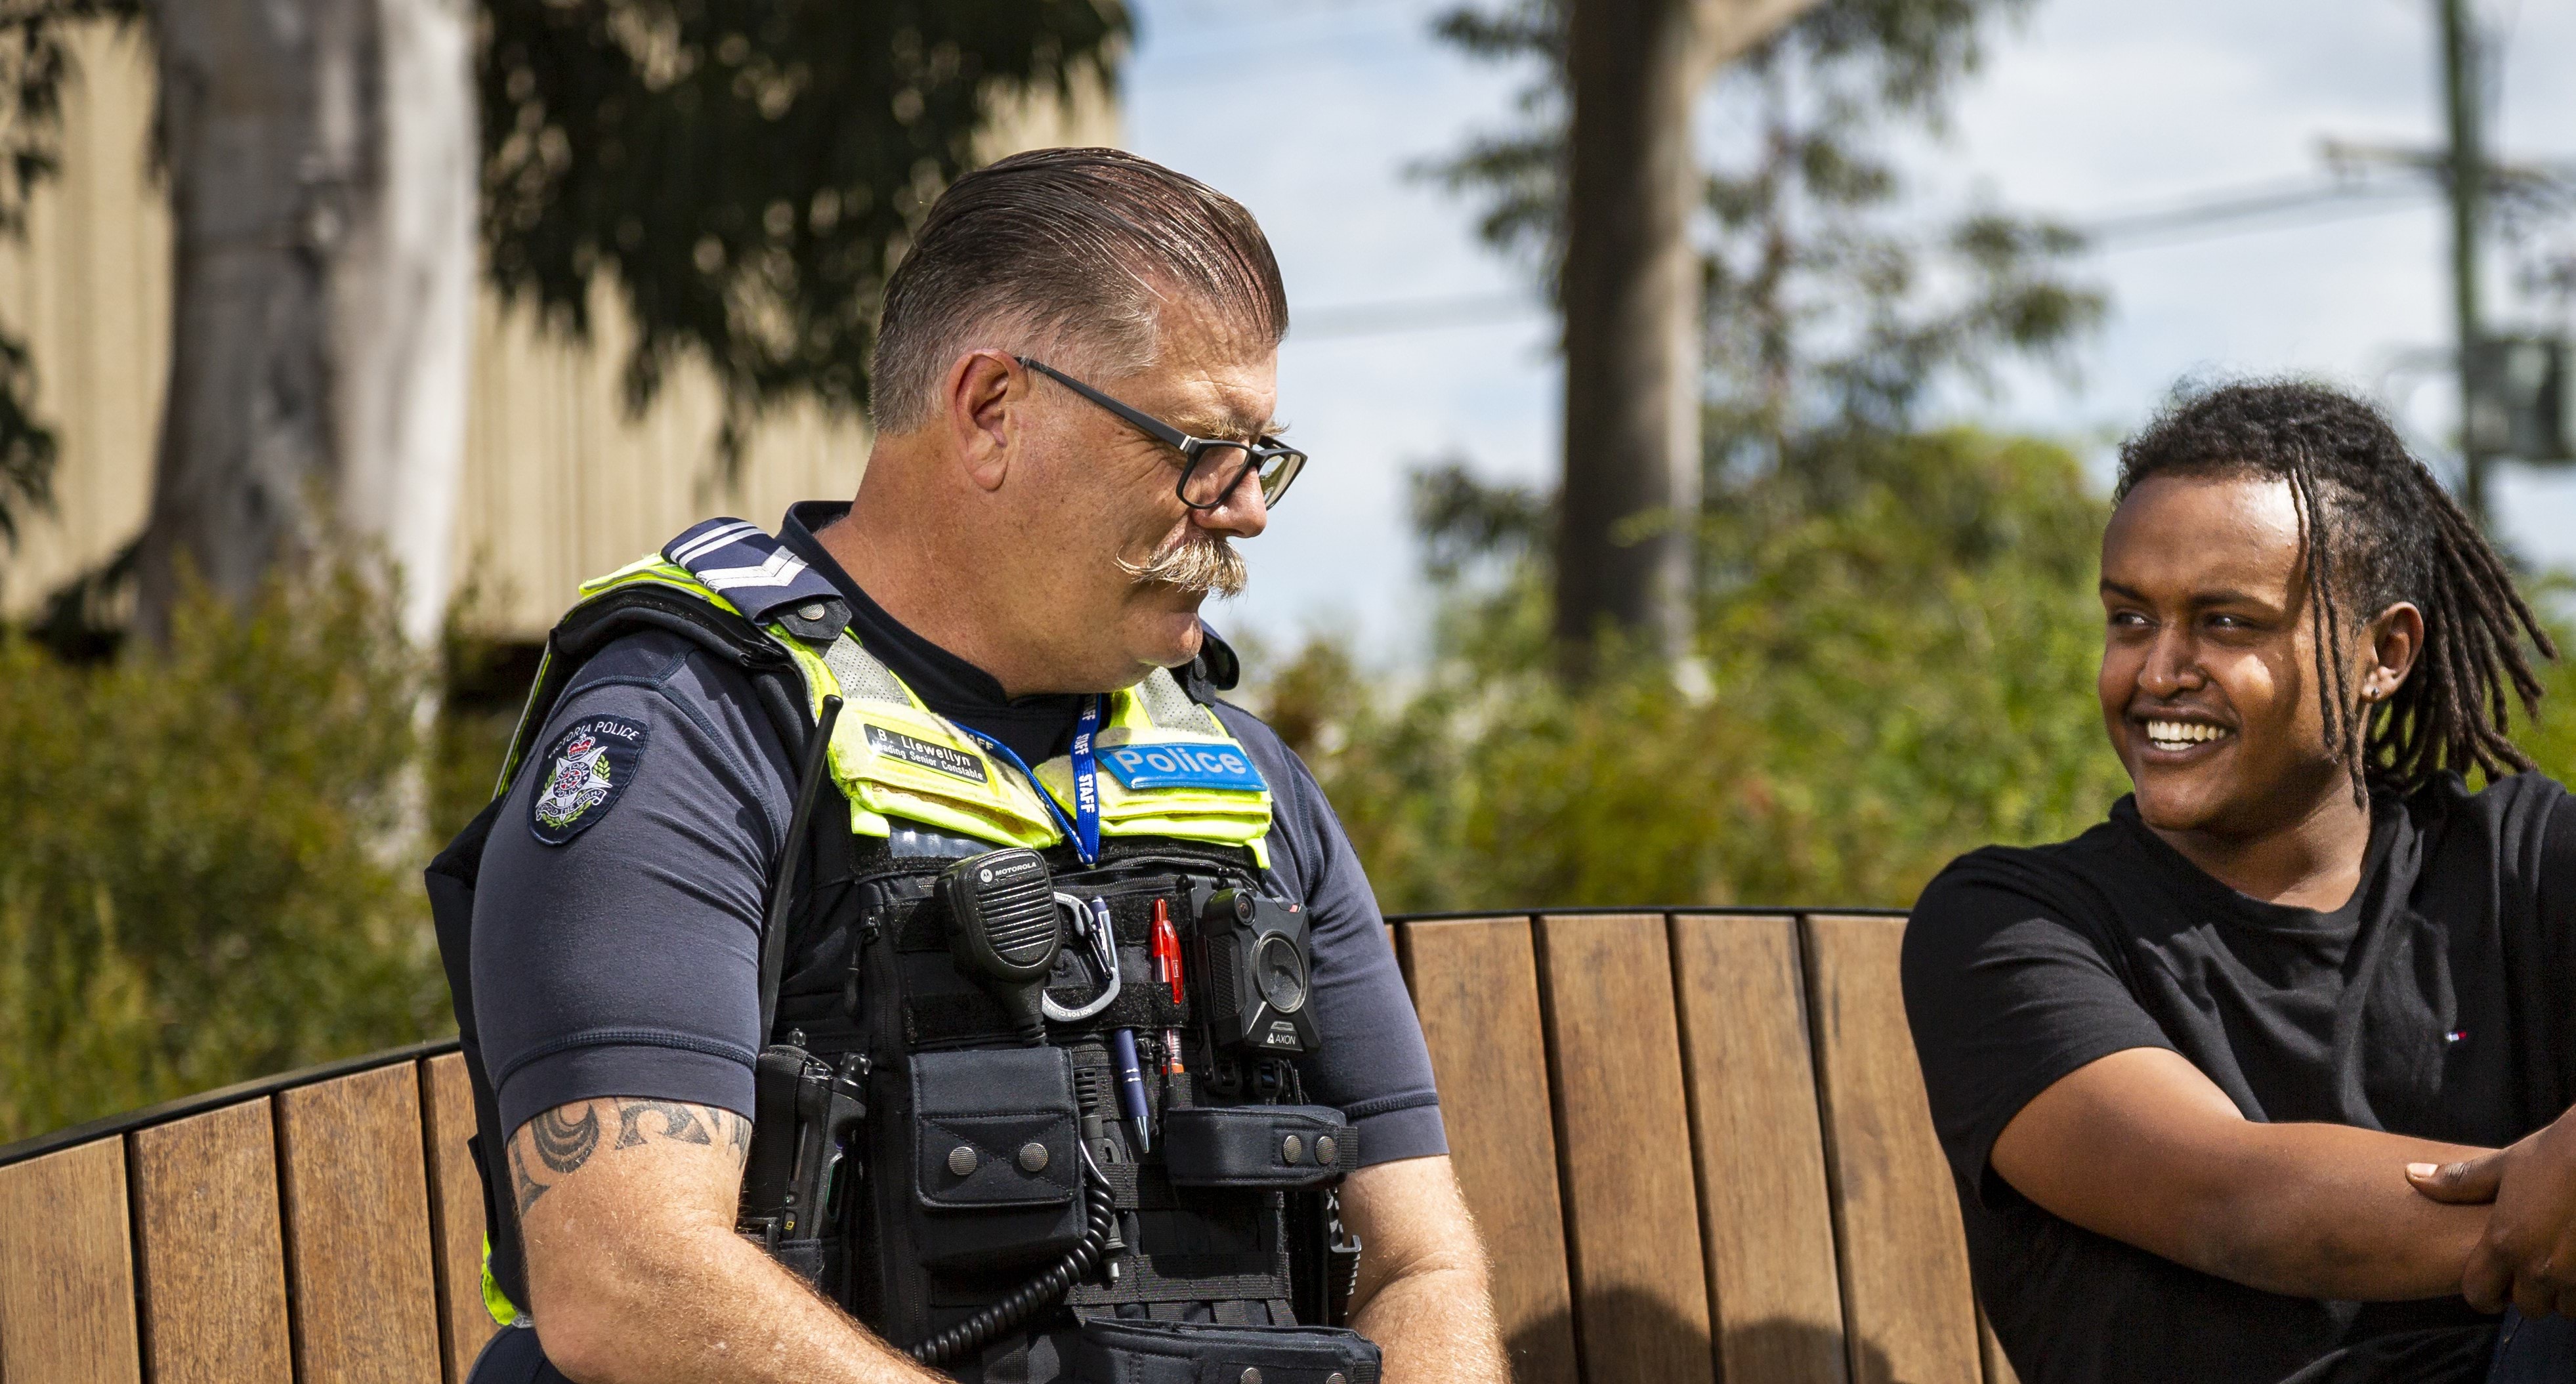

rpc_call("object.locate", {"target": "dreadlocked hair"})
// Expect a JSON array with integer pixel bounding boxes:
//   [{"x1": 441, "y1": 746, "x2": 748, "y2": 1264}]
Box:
[{"x1": 2115, "y1": 379, "x2": 2557, "y2": 803}]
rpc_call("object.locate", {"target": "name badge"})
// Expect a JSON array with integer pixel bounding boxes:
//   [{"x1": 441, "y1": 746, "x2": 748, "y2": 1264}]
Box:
[
  {"x1": 1099, "y1": 742, "x2": 1266, "y2": 793},
  {"x1": 864, "y1": 723, "x2": 988, "y2": 784}
]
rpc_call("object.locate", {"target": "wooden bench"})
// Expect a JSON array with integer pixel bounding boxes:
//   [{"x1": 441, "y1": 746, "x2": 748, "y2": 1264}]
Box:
[{"x1": 0, "y1": 908, "x2": 2010, "y2": 1383}]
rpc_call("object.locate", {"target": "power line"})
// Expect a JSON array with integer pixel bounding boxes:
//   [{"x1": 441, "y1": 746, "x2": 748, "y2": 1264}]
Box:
[
  {"x1": 2075, "y1": 178, "x2": 2434, "y2": 245},
  {"x1": 1283, "y1": 180, "x2": 2444, "y2": 343}
]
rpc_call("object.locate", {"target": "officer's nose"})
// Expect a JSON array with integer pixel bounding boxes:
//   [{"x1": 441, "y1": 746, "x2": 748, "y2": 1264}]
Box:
[{"x1": 1193, "y1": 463, "x2": 1269, "y2": 539}]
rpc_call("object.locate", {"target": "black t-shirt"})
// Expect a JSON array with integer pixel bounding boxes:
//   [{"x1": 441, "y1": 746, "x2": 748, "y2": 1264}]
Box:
[
  {"x1": 468, "y1": 503, "x2": 1446, "y2": 1166},
  {"x1": 1903, "y1": 774, "x2": 2576, "y2": 1384}
]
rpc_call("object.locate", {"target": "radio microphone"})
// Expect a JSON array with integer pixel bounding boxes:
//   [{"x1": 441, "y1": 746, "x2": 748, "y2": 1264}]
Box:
[{"x1": 938, "y1": 849, "x2": 1063, "y2": 1044}]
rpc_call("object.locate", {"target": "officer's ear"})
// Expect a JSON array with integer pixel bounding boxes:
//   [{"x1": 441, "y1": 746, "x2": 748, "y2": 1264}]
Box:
[{"x1": 943, "y1": 350, "x2": 1019, "y2": 493}]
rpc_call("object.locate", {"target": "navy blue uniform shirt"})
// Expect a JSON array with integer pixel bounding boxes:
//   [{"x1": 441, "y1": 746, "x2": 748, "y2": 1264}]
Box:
[{"x1": 471, "y1": 503, "x2": 1446, "y2": 1167}]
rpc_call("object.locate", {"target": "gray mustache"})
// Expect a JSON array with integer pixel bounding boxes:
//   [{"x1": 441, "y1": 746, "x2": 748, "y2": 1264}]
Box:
[{"x1": 1119, "y1": 536, "x2": 1247, "y2": 597}]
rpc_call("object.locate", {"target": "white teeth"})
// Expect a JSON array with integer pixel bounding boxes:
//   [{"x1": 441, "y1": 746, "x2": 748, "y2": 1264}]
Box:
[{"x1": 2143, "y1": 719, "x2": 2229, "y2": 747}]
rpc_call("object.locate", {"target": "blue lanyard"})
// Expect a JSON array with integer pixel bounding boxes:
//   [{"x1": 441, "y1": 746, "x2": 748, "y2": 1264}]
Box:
[{"x1": 959, "y1": 694, "x2": 1104, "y2": 864}]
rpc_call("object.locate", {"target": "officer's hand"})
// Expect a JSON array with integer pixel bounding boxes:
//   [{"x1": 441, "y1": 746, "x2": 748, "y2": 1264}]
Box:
[{"x1": 2411, "y1": 1111, "x2": 2576, "y2": 1316}]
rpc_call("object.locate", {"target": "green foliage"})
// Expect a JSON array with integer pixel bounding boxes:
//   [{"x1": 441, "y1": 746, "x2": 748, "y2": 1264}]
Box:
[
  {"x1": 480, "y1": 0, "x2": 1130, "y2": 459},
  {"x1": 0, "y1": 562, "x2": 452, "y2": 1141},
  {"x1": 1259, "y1": 428, "x2": 2131, "y2": 912},
  {"x1": 1351, "y1": 0, "x2": 2126, "y2": 908}
]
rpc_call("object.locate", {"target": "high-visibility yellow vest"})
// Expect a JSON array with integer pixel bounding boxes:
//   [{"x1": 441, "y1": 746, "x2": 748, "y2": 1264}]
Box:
[
  {"x1": 572, "y1": 552, "x2": 1275, "y2": 866},
  {"x1": 471, "y1": 528, "x2": 1278, "y2": 1328}
]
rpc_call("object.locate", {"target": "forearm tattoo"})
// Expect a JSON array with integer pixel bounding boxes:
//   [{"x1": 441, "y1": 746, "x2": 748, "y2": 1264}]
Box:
[{"x1": 511, "y1": 1099, "x2": 748, "y2": 1213}]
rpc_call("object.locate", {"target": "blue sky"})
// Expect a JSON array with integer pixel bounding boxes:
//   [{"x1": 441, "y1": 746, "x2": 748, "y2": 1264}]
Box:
[{"x1": 1118, "y1": 0, "x2": 2576, "y2": 661}]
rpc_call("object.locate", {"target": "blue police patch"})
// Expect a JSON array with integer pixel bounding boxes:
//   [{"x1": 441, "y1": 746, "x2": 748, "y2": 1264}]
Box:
[
  {"x1": 1097, "y1": 742, "x2": 1267, "y2": 793},
  {"x1": 529, "y1": 714, "x2": 648, "y2": 845}
]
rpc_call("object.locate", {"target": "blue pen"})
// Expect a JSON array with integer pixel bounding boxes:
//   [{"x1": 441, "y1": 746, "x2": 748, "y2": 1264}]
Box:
[
  {"x1": 1110, "y1": 1028, "x2": 1152, "y2": 1154},
  {"x1": 1099, "y1": 900, "x2": 1154, "y2": 1152}
]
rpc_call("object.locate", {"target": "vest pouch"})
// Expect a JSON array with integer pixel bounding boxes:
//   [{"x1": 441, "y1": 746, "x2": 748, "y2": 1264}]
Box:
[
  {"x1": 910, "y1": 1046, "x2": 1084, "y2": 1272},
  {"x1": 1163, "y1": 1106, "x2": 1357, "y2": 1190},
  {"x1": 1070, "y1": 1316, "x2": 1382, "y2": 1384}
]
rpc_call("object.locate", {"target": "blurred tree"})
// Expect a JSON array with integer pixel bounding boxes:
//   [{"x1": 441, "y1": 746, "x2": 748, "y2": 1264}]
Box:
[
  {"x1": 133, "y1": 0, "x2": 478, "y2": 646},
  {"x1": 1550, "y1": 0, "x2": 1817, "y2": 666},
  {"x1": 1425, "y1": 0, "x2": 2103, "y2": 662},
  {"x1": 481, "y1": 0, "x2": 1128, "y2": 466},
  {"x1": 1273, "y1": 428, "x2": 2130, "y2": 912},
  {"x1": 0, "y1": 558, "x2": 451, "y2": 1141},
  {"x1": 5, "y1": 0, "x2": 1124, "y2": 639}
]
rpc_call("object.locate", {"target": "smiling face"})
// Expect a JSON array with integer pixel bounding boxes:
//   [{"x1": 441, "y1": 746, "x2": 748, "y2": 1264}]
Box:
[{"x1": 2099, "y1": 472, "x2": 2391, "y2": 839}]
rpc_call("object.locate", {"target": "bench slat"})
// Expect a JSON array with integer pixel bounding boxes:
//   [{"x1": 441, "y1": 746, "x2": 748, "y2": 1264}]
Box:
[
  {"x1": 0, "y1": 1137, "x2": 140, "y2": 1383},
  {"x1": 1401, "y1": 916, "x2": 1580, "y2": 1384},
  {"x1": 1803, "y1": 913, "x2": 1981, "y2": 1384},
  {"x1": 131, "y1": 1099, "x2": 293, "y2": 1383},
  {"x1": 277, "y1": 1064, "x2": 446, "y2": 1384},
  {"x1": 1537, "y1": 912, "x2": 1715, "y2": 1384},
  {"x1": 1981, "y1": 1305, "x2": 2019, "y2": 1384},
  {"x1": 421, "y1": 1053, "x2": 497, "y2": 1381},
  {"x1": 1672, "y1": 914, "x2": 1850, "y2": 1383}
]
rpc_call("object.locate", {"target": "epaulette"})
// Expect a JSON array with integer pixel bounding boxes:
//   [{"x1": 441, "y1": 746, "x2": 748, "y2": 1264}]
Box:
[{"x1": 664, "y1": 517, "x2": 852, "y2": 641}]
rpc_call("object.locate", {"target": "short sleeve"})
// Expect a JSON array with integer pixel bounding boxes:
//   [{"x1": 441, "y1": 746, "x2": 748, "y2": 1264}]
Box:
[
  {"x1": 1217, "y1": 703, "x2": 1447, "y2": 1165},
  {"x1": 471, "y1": 632, "x2": 795, "y2": 1136},
  {"x1": 1902, "y1": 865, "x2": 2176, "y2": 1204}
]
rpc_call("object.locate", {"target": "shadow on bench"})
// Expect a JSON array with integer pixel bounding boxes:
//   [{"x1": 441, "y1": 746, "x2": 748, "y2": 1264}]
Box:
[{"x1": 0, "y1": 908, "x2": 2013, "y2": 1383}]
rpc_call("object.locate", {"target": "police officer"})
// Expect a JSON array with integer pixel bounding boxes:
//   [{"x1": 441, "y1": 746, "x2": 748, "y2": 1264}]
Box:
[{"x1": 431, "y1": 148, "x2": 1509, "y2": 1383}]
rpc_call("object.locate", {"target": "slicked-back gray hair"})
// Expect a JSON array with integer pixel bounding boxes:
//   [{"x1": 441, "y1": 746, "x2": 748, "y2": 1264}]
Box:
[{"x1": 868, "y1": 148, "x2": 1288, "y2": 434}]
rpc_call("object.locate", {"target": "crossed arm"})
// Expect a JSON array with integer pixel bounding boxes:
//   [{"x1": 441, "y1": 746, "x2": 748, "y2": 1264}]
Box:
[
  {"x1": 510, "y1": 1100, "x2": 1508, "y2": 1383},
  {"x1": 1991, "y1": 1047, "x2": 2493, "y2": 1301}
]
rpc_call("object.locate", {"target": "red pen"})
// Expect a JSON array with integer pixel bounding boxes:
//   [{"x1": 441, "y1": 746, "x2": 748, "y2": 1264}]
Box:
[
  {"x1": 1151, "y1": 899, "x2": 1185, "y2": 1077},
  {"x1": 1151, "y1": 898, "x2": 1183, "y2": 1005}
]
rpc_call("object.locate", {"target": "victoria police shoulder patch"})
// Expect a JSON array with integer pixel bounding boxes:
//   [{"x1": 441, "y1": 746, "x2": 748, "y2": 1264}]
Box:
[{"x1": 529, "y1": 714, "x2": 648, "y2": 845}]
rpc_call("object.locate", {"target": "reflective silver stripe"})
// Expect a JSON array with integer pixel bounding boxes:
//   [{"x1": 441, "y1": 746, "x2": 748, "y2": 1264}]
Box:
[
  {"x1": 696, "y1": 549, "x2": 811, "y2": 592},
  {"x1": 823, "y1": 633, "x2": 913, "y2": 706},
  {"x1": 1135, "y1": 667, "x2": 1221, "y2": 735},
  {"x1": 667, "y1": 519, "x2": 760, "y2": 566}
]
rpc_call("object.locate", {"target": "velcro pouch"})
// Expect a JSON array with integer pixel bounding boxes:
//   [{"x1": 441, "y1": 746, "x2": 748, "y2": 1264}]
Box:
[
  {"x1": 1072, "y1": 1317, "x2": 1382, "y2": 1384},
  {"x1": 1162, "y1": 1104, "x2": 1357, "y2": 1189},
  {"x1": 909, "y1": 1045, "x2": 1084, "y2": 1270}
]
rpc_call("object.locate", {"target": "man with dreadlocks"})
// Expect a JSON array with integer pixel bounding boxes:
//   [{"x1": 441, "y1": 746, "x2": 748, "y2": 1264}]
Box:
[{"x1": 1903, "y1": 380, "x2": 2576, "y2": 1384}]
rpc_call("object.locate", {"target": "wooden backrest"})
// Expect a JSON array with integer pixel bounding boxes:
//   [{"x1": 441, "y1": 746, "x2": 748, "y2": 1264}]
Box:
[
  {"x1": 1398, "y1": 910, "x2": 2013, "y2": 1384},
  {"x1": 0, "y1": 1045, "x2": 496, "y2": 1384},
  {"x1": 0, "y1": 908, "x2": 2000, "y2": 1384}
]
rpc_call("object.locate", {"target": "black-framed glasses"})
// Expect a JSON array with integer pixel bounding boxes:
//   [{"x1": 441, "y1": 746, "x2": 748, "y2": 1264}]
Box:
[{"x1": 1017, "y1": 356, "x2": 1307, "y2": 511}]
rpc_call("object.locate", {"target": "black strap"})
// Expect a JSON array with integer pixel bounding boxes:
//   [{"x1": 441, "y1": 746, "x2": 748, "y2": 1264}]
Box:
[
  {"x1": 759, "y1": 694, "x2": 843, "y2": 1038},
  {"x1": 497, "y1": 587, "x2": 809, "y2": 794}
]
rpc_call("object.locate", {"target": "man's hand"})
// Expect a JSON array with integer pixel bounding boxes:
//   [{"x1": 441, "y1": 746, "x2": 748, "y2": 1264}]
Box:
[
  {"x1": 510, "y1": 1097, "x2": 944, "y2": 1383},
  {"x1": 2410, "y1": 1108, "x2": 2576, "y2": 1316},
  {"x1": 1338, "y1": 1155, "x2": 1507, "y2": 1384}
]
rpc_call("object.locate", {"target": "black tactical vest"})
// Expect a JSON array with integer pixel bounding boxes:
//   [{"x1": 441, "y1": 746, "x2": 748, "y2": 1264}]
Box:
[{"x1": 430, "y1": 522, "x2": 1381, "y2": 1383}]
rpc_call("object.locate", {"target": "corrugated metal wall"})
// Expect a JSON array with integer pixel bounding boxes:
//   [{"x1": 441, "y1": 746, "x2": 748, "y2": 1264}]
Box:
[{"x1": 0, "y1": 24, "x2": 1118, "y2": 638}]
